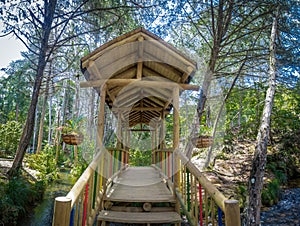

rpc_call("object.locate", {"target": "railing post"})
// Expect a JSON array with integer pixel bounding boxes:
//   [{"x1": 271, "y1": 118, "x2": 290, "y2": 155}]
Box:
[
  {"x1": 52, "y1": 196, "x2": 72, "y2": 226},
  {"x1": 224, "y1": 200, "x2": 241, "y2": 226}
]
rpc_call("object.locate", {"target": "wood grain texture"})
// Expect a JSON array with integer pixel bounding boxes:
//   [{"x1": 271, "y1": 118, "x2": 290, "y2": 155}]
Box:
[
  {"x1": 105, "y1": 166, "x2": 175, "y2": 203},
  {"x1": 98, "y1": 211, "x2": 182, "y2": 224}
]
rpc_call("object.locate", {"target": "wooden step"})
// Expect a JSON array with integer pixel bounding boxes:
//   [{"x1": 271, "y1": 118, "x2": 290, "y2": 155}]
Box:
[
  {"x1": 105, "y1": 182, "x2": 176, "y2": 203},
  {"x1": 105, "y1": 167, "x2": 175, "y2": 203},
  {"x1": 98, "y1": 210, "x2": 182, "y2": 224}
]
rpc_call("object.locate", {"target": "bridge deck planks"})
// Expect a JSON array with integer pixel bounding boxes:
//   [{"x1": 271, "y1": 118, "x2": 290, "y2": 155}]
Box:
[
  {"x1": 98, "y1": 211, "x2": 181, "y2": 224},
  {"x1": 105, "y1": 166, "x2": 175, "y2": 203}
]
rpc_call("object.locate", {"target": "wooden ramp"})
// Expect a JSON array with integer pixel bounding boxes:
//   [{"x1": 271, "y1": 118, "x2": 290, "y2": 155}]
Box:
[{"x1": 98, "y1": 166, "x2": 181, "y2": 225}]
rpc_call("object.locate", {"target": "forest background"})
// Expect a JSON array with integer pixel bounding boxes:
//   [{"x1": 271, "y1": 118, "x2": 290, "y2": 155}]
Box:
[{"x1": 0, "y1": 0, "x2": 300, "y2": 225}]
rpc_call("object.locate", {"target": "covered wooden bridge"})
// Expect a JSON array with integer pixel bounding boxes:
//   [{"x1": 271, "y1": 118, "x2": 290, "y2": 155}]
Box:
[{"x1": 52, "y1": 28, "x2": 240, "y2": 226}]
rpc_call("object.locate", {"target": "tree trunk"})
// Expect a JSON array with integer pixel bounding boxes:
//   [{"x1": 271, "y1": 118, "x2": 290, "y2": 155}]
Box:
[
  {"x1": 36, "y1": 72, "x2": 51, "y2": 154},
  {"x1": 55, "y1": 110, "x2": 61, "y2": 164},
  {"x1": 32, "y1": 104, "x2": 39, "y2": 153},
  {"x1": 246, "y1": 15, "x2": 278, "y2": 226},
  {"x1": 48, "y1": 82, "x2": 53, "y2": 144},
  {"x1": 7, "y1": 0, "x2": 58, "y2": 178}
]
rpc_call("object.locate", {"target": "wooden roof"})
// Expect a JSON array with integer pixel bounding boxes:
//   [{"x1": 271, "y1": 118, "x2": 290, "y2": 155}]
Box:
[{"x1": 80, "y1": 28, "x2": 198, "y2": 128}]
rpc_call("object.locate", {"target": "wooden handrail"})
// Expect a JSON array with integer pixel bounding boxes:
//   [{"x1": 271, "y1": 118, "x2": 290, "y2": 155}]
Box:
[
  {"x1": 53, "y1": 148, "x2": 129, "y2": 226},
  {"x1": 153, "y1": 148, "x2": 240, "y2": 226},
  {"x1": 66, "y1": 150, "x2": 104, "y2": 206},
  {"x1": 176, "y1": 150, "x2": 227, "y2": 211}
]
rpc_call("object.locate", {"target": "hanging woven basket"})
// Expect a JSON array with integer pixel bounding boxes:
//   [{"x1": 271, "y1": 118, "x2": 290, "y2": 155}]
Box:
[
  {"x1": 62, "y1": 133, "x2": 84, "y2": 145},
  {"x1": 191, "y1": 135, "x2": 213, "y2": 148}
]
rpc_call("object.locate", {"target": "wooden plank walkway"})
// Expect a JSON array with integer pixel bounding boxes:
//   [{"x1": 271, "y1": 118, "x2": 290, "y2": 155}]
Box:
[{"x1": 105, "y1": 166, "x2": 175, "y2": 203}]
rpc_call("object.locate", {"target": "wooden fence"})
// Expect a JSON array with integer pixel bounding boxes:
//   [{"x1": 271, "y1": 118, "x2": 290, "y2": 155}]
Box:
[
  {"x1": 52, "y1": 148, "x2": 128, "y2": 226},
  {"x1": 153, "y1": 149, "x2": 241, "y2": 226}
]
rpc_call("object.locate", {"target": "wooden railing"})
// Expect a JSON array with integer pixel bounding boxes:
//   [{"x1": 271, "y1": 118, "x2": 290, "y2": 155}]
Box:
[
  {"x1": 52, "y1": 148, "x2": 128, "y2": 226},
  {"x1": 153, "y1": 149, "x2": 241, "y2": 226},
  {"x1": 153, "y1": 148, "x2": 174, "y2": 179}
]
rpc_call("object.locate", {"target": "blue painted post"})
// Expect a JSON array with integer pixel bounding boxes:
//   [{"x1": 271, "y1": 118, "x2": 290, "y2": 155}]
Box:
[
  {"x1": 218, "y1": 207, "x2": 223, "y2": 226},
  {"x1": 69, "y1": 205, "x2": 75, "y2": 226}
]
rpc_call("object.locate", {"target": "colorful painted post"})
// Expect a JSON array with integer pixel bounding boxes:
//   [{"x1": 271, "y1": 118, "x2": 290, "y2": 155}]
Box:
[
  {"x1": 70, "y1": 205, "x2": 75, "y2": 226},
  {"x1": 218, "y1": 207, "x2": 223, "y2": 226},
  {"x1": 199, "y1": 183, "x2": 203, "y2": 226},
  {"x1": 118, "y1": 150, "x2": 122, "y2": 170},
  {"x1": 92, "y1": 169, "x2": 98, "y2": 209},
  {"x1": 109, "y1": 151, "x2": 113, "y2": 177},
  {"x1": 187, "y1": 169, "x2": 191, "y2": 211},
  {"x1": 113, "y1": 150, "x2": 117, "y2": 174}
]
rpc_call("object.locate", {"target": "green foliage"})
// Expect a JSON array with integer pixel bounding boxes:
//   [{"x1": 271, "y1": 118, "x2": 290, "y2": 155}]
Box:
[
  {"x1": 225, "y1": 86, "x2": 266, "y2": 139},
  {"x1": 261, "y1": 179, "x2": 280, "y2": 207},
  {"x1": 0, "y1": 177, "x2": 42, "y2": 225},
  {"x1": 24, "y1": 145, "x2": 59, "y2": 184},
  {"x1": 0, "y1": 60, "x2": 32, "y2": 123},
  {"x1": 129, "y1": 150, "x2": 152, "y2": 166},
  {"x1": 70, "y1": 160, "x2": 88, "y2": 183},
  {"x1": 236, "y1": 184, "x2": 247, "y2": 209},
  {"x1": 0, "y1": 120, "x2": 22, "y2": 157},
  {"x1": 61, "y1": 115, "x2": 85, "y2": 134}
]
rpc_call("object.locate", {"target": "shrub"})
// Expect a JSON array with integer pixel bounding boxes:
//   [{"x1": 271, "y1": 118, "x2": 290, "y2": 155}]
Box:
[
  {"x1": 24, "y1": 144, "x2": 59, "y2": 184},
  {"x1": 129, "y1": 150, "x2": 152, "y2": 166},
  {"x1": 0, "y1": 177, "x2": 39, "y2": 225},
  {"x1": 262, "y1": 179, "x2": 280, "y2": 206},
  {"x1": 0, "y1": 121, "x2": 22, "y2": 157}
]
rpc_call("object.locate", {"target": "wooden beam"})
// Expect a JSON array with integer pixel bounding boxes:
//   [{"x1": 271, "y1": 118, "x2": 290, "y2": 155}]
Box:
[
  {"x1": 80, "y1": 79, "x2": 199, "y2": 91},
  {"x1": 129, "y1": 129, "x2": 154, "y2": 132},
  {"x1": 113, "y1": 107, "x2": 164, "y2": 111},
  {"x1": 137, "y1": 36, "x2": 144, "y2": 79},
  {"x1": 181, "y1": 66, "x2": 195, "y2": 83},
  {"x1": 97, "y1": 84, "x2": 107, "y2": 147},
  {"x1": 136, "y1": 62, "x2": 143, "y2": 79}
]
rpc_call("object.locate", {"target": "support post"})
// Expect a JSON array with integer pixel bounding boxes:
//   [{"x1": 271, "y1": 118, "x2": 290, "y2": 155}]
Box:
[
  {"x1": 173, "y1": 86, "x2": 180, "y2": 214},
  {"x1": 52, "y1": 197, "x2": 72, "y2": 226},
  {"x1": 97, "y1": 84, "x2": 107, "y2": 148},
  {"x1": 160, "y1": 110, "x2": 166, "y2": 150},
  {"x1": 224, "y1": 200, "x2": 241, "y2": 226},
  {"x1": 117, "y1": 112, "x2": 122, "y2": 149}
]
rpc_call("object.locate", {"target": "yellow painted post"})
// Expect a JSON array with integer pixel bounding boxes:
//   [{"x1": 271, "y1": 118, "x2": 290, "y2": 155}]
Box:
[
  {"x1": 224, "y1": 200, "x2": 241, "y2": 226},
  {"x1": 52, "y1": 197, "x2": 72, "y2": 226}
]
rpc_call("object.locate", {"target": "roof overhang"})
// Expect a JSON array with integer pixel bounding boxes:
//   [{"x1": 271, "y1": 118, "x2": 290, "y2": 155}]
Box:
[{"x1": 80, "y1": 28, "x2": 198, "y2": 127}]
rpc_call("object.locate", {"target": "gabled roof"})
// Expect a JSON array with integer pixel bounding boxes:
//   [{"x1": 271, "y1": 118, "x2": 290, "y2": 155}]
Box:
[{"x1": 80, "y1": 27, "x2": 198, "y2": 127}]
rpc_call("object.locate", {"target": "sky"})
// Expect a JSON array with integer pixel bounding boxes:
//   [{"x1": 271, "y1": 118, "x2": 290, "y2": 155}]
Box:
[
  {"x1": 0, "y1": 20, "x2": 26, "y2": 78},
  {"x1": 0, "y1": 34, "x2": 26, "y2": 69}
]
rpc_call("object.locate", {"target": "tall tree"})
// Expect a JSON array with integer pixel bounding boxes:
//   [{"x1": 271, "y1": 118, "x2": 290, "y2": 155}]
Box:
[
  {"x1": 0, "y1": 0, "x2": 147, "y2": 176},
  {"x1": 246, "y1": 12, "x2": 278, "y2": 225},
  {"x1": 6, "y1": 0, "x2": 58, "y2": 177}
]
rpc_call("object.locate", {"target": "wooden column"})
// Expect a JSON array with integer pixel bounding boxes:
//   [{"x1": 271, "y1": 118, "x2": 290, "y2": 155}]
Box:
[
  {"x1": 97, "y1": 84, "x2": 107, "y2": 148},
  {"x1": 52, "y1": 197, "x2": 72, "y2": 226},
  {"x1": 137, "y1": 36, "x2": 144, "y2": 79},
  {"x1": 173, "y1": 86, "x2": 180, "y2": 214},
  {"x1": 224, "y1": 200, "x2": 241, "y2": 226},
  {"x1": 160, "y1": 110, "x2": 166, "y2": 150},
  {"x1": 117, "y1": 112, "x2": 122, "y2": 149}
]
